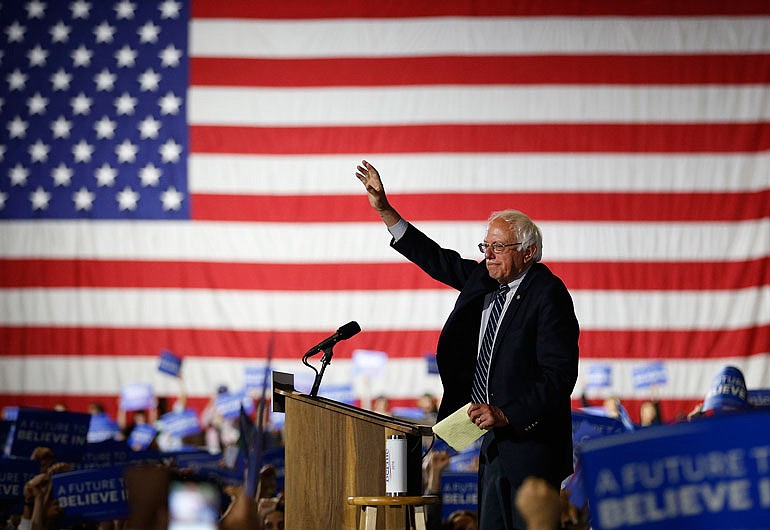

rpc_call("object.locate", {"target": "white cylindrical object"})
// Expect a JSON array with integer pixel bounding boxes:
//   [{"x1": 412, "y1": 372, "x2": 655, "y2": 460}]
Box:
[{"x1": 385, "y1": 434, "x2": 407, "y2": 496}]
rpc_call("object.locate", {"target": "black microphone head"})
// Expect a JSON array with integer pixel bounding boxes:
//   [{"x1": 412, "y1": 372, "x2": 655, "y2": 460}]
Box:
[{"x1": 337, "y1": 321, "x2": 361, "y2": 340}]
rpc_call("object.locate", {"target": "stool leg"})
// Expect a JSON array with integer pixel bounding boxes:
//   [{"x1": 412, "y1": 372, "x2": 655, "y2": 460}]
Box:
[
  {"x1": 364, "y1": 506, "x2": 377, "y2": 530},
  {"x1": 414, "y1": 505, "x2": 427, "y2": 530}
]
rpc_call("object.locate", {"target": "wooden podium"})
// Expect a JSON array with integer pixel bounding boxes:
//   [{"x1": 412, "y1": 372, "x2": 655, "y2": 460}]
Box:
[{"x1": 275, "y1": 385, "x2": 433, "y2": 530}]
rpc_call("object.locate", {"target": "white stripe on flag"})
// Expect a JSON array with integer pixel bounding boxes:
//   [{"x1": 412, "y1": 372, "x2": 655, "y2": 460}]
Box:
[
  {"x1": 2, "y1": 286, "x2": 769, "y2": 330},
  {"x1": 190, "y1": 17, "x2": 770, "y2": 57},
  {"x1": 190, "y1": 153, "x2": 770, "y2": 194},
  {"x1": 1, "y1": 220, "x2": 767, "y2": 261},
  {"x1": 189, "y1": 86, "x2": 770, "y2": 125}
]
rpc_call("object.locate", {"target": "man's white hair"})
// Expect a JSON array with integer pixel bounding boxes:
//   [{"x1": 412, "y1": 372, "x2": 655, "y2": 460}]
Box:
[{"x1": 487, "y1": 209, "x2": 543, "y2": 262}]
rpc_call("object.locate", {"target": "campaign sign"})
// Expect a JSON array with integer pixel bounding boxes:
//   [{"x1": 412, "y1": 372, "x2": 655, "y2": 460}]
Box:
[
  {"x1": 0, "y1": 459, "x2": 40, "y2": 500},
  {"x1": 425, "y1": 353, "x2": 439, "y2": 375},
  {"x1": 391, "y1": 407, "x2": 425, "y2": 420},
  {"x1": 569, "y1": 411, "x2": 627, "y2": 509},
  {"x1": 244, "y1": 366, "x2": 270, "y2": 392},
  {"x1": 441, "y1": 472, "x2": 478, "y2": 520},
  {"x1": 0, "y1": 420, "x2": 12, "y2": 450},
  {"x1": 9, "y1": 408, "x2": 90, "y2": 459},
  {"x1": 319, "y1": 383, "x2": 355, "y2": 405},
  {"x1": 215, "y1": 392, "x2": 255, "y2": 420},
  {"x1": 748, "y1": 389, "x2": 770, "y2": 409},
  {"x1": 52, "y1": 465, "x2": 128, "y2": 521},
  {"x1": 72, "y1": 439, "x2": 159, "y2": 470},
  {"x1": 586, "y1": 364, "x2": 612, "y2": 389},
  {"x1": 448, "y1": 438, "x2": 483, "y2": 472},
  {"x1": 158, "y1": 349, "x2": 182, "y2": 377},
  {"x1": 119, "y1": 382, "x2": 154, "y2": 412},
  {"x1": 172, "y1": 451, "x2": 244, "y2": 487},
  {"x1": 127, "y1": 424, "x2": 157, "y2": 451},
  {"x1": 351, "y1": 349, "x2": 388, "y2": 380},
  {"x1": 632, "y1": 362, "x2": 668, "y2": 389},
  {"x1": 87, "y1": 413, "x2": 120, "y2": 443},
  {"x1": 579, "y1": 409, "x2": 770, "y2": 530},
  {"x1": 157, "y1": 409, "x2": 201, "y2": 438}
]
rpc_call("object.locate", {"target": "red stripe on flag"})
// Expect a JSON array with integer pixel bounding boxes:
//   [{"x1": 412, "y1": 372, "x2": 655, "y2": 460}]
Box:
[
  {"x1": 191, "y1": 55, "x2": 770, "y2": 87},
  {"x1": 2, "y1": 326, "x2": 767, "y2": 360},
  {"x1": 580, "y1": 326, "x2": 770, "y2": 360},
  {"x1": 190, "y1": 191, "x2": 770, "y2": 222},
  {"x1": 190, "y1": 123, "x2": 770, "y2": 155},
  {"x1": 191, "y1": 0, "x2": 770, "y2": 18},
  {"x1": 2, "y1": 258, "x2": 768, "y2": 291}
]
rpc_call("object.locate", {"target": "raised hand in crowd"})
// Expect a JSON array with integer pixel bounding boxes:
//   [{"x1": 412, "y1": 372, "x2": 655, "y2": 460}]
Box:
[
  {"x1": 424, "y1": 450, "x2": 450, "y2": 495},
  {"x1": 514, "y1": 477, "x2": 560, "y2": 530}
]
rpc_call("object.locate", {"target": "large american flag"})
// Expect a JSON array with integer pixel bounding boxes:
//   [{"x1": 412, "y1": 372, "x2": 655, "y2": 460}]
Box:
[{"x1": 1, "y1": 1, "x2": 769, "y2": 423}]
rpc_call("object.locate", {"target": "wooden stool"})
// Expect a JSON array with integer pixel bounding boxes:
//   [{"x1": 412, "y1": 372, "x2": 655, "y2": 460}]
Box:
[{"x1": 347, "y1": 495, "x2": 439, "y2": 530}]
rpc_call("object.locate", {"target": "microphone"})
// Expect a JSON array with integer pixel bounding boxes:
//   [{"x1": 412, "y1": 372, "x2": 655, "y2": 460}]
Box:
[
  {"x1": 304, "y1": 321, "x2": 361, "y2": 357},
  {"x1": 304, "y1": 321, "x2": 361, "y2": 398}
]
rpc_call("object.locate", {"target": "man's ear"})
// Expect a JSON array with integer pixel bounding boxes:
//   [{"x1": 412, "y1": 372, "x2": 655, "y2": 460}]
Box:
[{"x1": 523, "y1": 245, "x2": 536, "y2": 263}]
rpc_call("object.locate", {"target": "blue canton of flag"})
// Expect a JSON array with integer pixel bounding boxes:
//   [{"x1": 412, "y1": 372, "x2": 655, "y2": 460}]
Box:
[{"x1": 0, "y1": 0, "x2": 188, "y2": 219}]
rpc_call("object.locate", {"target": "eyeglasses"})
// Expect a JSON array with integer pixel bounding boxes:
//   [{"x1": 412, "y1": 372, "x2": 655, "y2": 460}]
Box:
[{"x1": 478, "y1": 242, "x2": 523, "y2": 254}]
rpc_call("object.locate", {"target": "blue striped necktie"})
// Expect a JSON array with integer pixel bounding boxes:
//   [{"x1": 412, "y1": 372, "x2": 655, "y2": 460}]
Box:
[{"x1": 470, "y1": 284, "x2": 510, "y2": 404}]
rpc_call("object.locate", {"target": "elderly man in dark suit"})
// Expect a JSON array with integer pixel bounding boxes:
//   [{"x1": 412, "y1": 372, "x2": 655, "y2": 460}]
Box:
[{"x1": 356, "y1": 160, "x2": 579, "y2": 530}]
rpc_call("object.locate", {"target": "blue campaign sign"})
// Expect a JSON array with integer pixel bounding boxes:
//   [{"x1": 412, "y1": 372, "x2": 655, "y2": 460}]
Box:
[
  {"x1": 441, "y1": 471, "x2": 478, "y2": 520},
  {"x1": 0, "y1": 459, "x2": 40, "y2": 500},
  {"x1": 119, "y1": 382, "x2": 155, "y2": 412},
  {"x1": 351, "y1": 349, "x2": 388, "y2": 380},
  {"x1": 172, "y1": 451, "x2": 244, "y2": 487},
  {"x1": 319, "y1": 383, "x2": 355, "y2": 405},
  {"x1": 72, "y1": 439, "x2": 159, "y2": 470},
  {"x1": 52, "y1": 465, "x2": 128, "y2": 521},
  {"x1": 448, "y1": 438, "x2": 482, "y2": 473},
  {"x1": 631, "y1": 362, "x2": 668, "y2": 389},
  {"x1": 158, "y1": 349, "x2": 182, "y2": 377},
  {"x1": 87, "y1": 413, "x2": 120, "y2": 443},
  {"x1": 215, "y1": 392, "x2": 255, "y2": 420},
  {"x1": 586, "y1": 364, "x2": 612, "y2": 389},
  {"x1": 0, "y1": 420, "x2": 12, "y2": 449},
  {"x1": 127, "y1": 424, "x2": 157, "y2": 451},
  {"x1": 244, "y1": 365, "x2": 270, "y2": 392},
  {"x1": 748, "y1": 389, "x2": 770, "y2": 409},
  {"x1": 579, "y1": 409, "x2": 770, "y2": 530},
  {"x1": 425, "y1": 352, "x2": 439, "y2": 375},
  {"x1": 9, "y1": 408, "x2": 91, "y2": 459},
  {"x1": 158, "y1": 409, "x2": 201, "y2": 438},
  {"x1": 570, "y1": 411, "x2": 627, "y2": 509}
]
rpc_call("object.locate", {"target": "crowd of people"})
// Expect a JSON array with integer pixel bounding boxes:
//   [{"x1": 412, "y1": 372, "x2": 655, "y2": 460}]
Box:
[{"x1": 2, "y1": 359, "x2": 765, "y2": 530}]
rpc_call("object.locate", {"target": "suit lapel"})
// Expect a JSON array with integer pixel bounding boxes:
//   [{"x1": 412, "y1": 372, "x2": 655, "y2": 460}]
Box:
[{"x1": 490, "y1": 264, "x2": 542, "y2": 358}]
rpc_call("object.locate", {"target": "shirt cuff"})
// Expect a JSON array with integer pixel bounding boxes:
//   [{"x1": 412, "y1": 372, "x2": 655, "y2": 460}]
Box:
[{"x1": 387, "y1": 218, "x2": 409, "y2": 242}]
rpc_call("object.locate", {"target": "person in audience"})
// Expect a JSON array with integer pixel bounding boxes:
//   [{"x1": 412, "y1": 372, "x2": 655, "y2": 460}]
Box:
[
  {"x1": 443, "y1": 509, "x2": 478, "y2": 530},
  {"x1": 261, "y1": 505, "x2": 284, "y2": 530},
  {"x1": 356, "y1": 160, "x2": 579, "y2": 530},
  {"x1": 639, "y1": 399, "x2": 662, "y2": 426},
  {"x1": 372, "y1": 395, "x2": 391, "y2": 416},
  {"x1": 201, "y1": 385, "x2": 241, "y2": 454},
  {"x1": 514, "y1": 477, "x2": 560, "y2": 530},
  {"x1": 418, "y1": 393, "x2": 440, "y2": 424},
  {"x1": 423, "y1": 450, "x2": 451, "y2": 530},
  {"x1": 18, "y1": 449, "x2": 72, "y2": 530}
]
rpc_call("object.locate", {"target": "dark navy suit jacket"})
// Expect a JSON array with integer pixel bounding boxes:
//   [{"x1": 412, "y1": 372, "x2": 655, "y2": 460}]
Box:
[{"x1": 392, "y1": 223, "x2": 579, "y2": 484}]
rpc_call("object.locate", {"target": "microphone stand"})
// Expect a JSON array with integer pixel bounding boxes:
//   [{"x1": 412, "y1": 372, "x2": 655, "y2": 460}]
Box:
[{"x1": 309, "y1": 344, "x2": 335, "y2": 397}]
